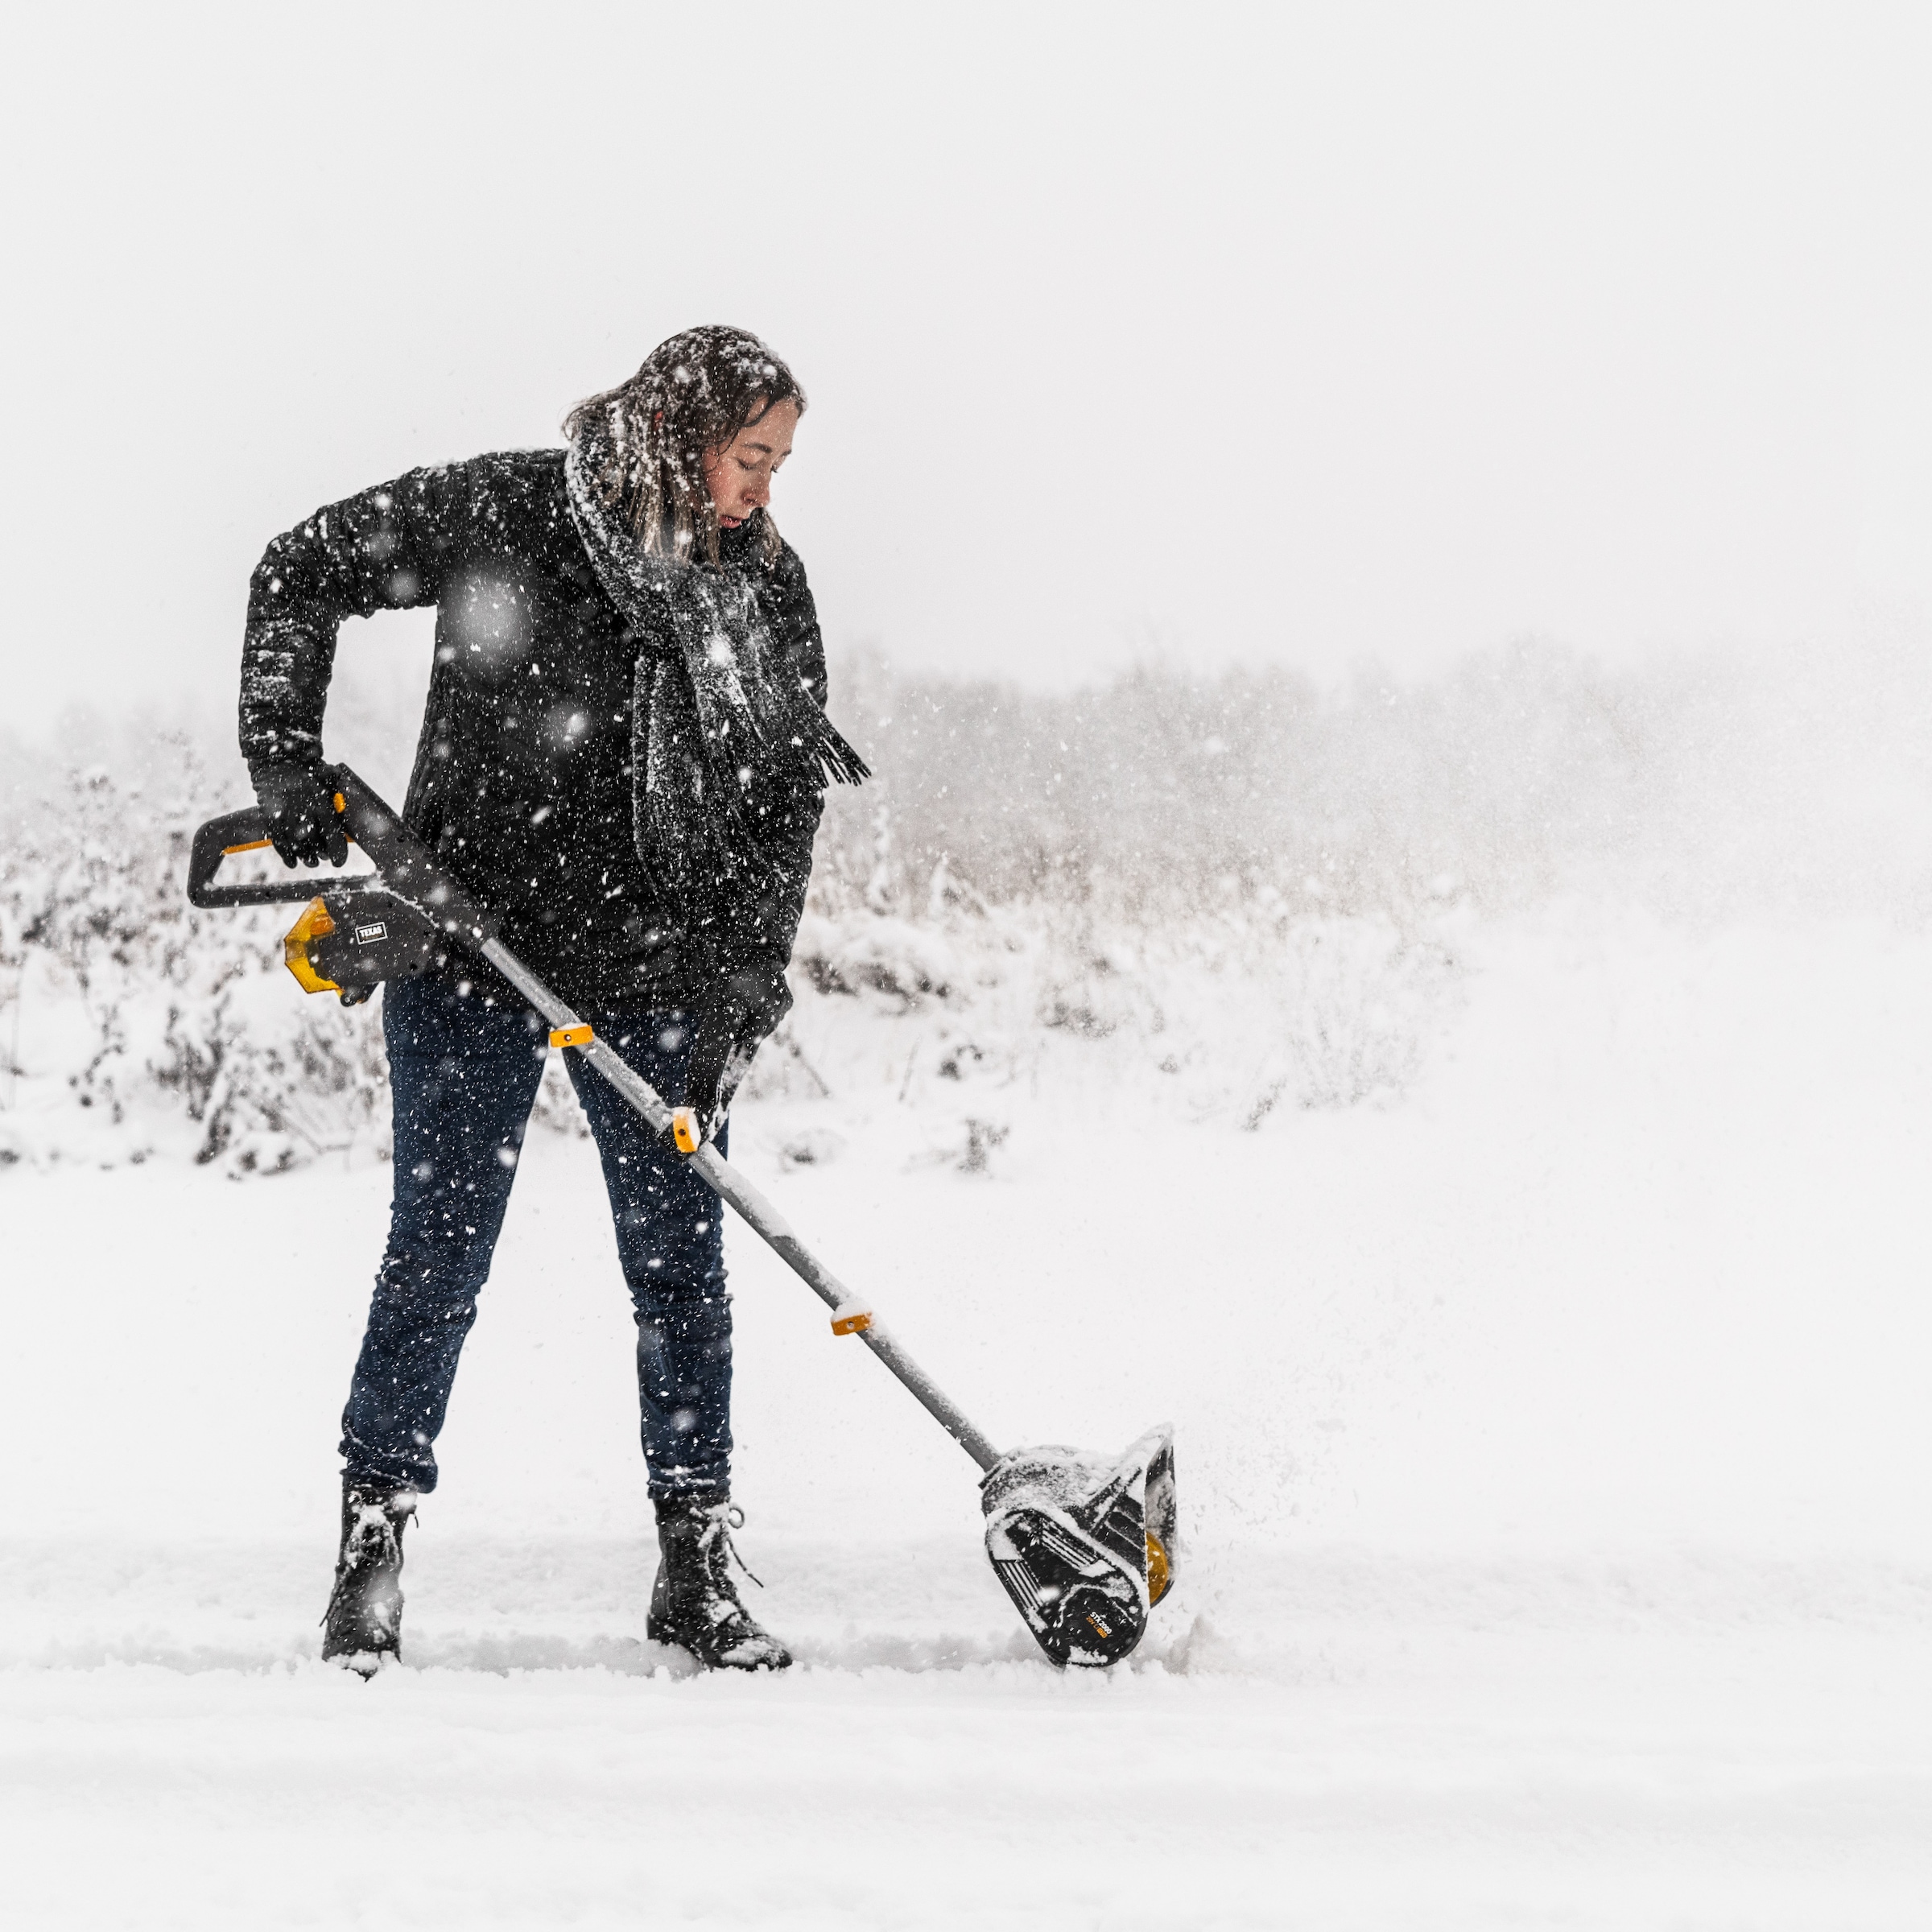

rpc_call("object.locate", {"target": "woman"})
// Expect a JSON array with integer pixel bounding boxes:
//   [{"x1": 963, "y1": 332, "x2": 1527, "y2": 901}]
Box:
[{"x1": 240, "y1": 326, "x2": 865, "y2": 1673}]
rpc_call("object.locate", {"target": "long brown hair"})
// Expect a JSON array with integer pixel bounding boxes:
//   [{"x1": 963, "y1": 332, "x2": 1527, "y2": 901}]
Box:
[{"x1": 564, "y1": 325, "x2": 806, "y2": 568}]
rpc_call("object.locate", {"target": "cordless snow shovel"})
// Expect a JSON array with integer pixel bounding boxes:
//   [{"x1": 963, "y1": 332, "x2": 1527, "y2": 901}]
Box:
[{"x1": 188, "y1": 766, "x2": 1177, "y2": 1667}]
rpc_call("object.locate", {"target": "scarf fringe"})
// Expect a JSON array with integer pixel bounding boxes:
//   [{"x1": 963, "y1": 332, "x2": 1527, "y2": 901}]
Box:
[{"x1": 789, "y1": 709, "x2": 871, "y2": 790}]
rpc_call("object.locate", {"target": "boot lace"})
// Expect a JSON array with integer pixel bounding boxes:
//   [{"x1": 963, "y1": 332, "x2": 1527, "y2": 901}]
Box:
[
  {"x1": 321, "y1": 1493, "x2": 415, "y2": 1627},
  {"x1": 696, "y1": 1500, "x2": 765, "y2": 1590}
]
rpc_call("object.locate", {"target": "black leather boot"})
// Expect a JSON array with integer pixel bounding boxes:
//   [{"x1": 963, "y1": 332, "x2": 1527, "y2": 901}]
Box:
[
  {"x1": 647, "y1": 1494, "x2": 791, "y2": 1671},
  {"x1": 320, "y1": 1481, "x2": 418, "y2": 1674}
]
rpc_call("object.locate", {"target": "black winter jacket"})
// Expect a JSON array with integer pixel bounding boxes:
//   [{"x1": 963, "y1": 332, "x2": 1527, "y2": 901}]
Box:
[{"x1": 239, "y1": 450, "x2": 828, "y2": 1011}]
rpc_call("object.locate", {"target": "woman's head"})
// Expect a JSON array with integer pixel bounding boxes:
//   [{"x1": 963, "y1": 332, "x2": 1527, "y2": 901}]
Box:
[{"x1": 564, "y1": 325, "x2": 806, "y2": 565}]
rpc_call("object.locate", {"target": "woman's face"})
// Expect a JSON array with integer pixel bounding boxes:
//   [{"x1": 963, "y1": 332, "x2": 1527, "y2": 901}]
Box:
[{"x1": 702, "y1": 398, "x2": 799, "y2": 529}]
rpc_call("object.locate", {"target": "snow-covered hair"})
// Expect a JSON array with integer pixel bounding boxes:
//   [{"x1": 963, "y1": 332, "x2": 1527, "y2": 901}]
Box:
[{"x1": 564, "y1": 325, "x2": 806, "y2": 568}]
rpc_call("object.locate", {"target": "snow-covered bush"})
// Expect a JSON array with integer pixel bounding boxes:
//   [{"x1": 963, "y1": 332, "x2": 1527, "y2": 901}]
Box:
[
  {"x1": 791, "y1": 911, "x2": 960, "y2": 1006},
  {"x1": 0, "y1": 740, "x2": 391, "y2": 1166}
]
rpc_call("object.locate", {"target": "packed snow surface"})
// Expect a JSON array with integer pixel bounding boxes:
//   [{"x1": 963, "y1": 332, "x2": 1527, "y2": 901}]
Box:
[{"x1": 4, "y1": 906, "x2": 1932, "y2": 1926}]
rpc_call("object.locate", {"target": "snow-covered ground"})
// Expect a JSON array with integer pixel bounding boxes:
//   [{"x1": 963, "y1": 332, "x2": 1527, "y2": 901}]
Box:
[{"x1": 4, "y1": 905, "x2": 1932, "y2": 1926}]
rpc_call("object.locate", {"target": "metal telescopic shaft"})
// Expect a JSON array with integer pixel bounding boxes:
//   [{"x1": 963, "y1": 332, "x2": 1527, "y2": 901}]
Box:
[{"x1": 477, "y1": 938, "x2": 1002, "y2": 1473}]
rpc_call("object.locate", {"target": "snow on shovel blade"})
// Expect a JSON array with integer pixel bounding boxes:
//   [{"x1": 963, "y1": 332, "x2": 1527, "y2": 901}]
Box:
[{"x1": 980, "y1": 1424, "x2": 1176, "y2": 1668}]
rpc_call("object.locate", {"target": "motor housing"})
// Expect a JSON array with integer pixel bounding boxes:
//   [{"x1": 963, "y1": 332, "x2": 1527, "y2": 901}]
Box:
[{"x1": 285, "y1": 887, "x2": 444, "y2": 1004}]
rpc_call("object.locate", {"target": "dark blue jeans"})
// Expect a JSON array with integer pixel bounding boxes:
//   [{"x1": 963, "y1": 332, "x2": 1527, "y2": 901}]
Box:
[{"x1": 341, "y1": 974, "x2": 731, "y2": 1499}]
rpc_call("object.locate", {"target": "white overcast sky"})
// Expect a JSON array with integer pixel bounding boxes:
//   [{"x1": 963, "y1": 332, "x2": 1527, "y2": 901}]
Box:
[{"x1": 2, "y1": 2, "x2": 1929, "y2": 743}]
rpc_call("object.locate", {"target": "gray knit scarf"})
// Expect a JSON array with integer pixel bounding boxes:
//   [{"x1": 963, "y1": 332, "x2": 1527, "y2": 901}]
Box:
[{"x1": 564, "y1": 427, "x2": 867, "y2": 940}]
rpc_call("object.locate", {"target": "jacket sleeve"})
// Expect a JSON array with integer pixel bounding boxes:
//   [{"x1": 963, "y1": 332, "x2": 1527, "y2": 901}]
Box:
[{"x1": 238, "y1": 464, "x2": 461, "y2": 770}]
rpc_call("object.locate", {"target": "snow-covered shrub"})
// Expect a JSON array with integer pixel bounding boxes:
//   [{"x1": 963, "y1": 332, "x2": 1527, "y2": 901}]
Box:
[
  {"x1": 782, "y1": 888, "x2": 1460, "y2": 1127},
  {"x1": 151, "y1": 975, "x2": 391, "y2": 1169},
  {"x1": 0, "y1": 741, "x2": 397, "y2": 1172},
  {"x1": 1236, "y1": 919, "x2": 1460, "y2": 1123},
  {"x1": 791, "y1": 910, "x2": 959, "y2": 1006}
]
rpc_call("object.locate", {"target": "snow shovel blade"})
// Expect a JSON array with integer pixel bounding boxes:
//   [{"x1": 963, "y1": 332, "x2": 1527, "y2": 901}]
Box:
[{"x1": 980, "y1": 1425, "x2": 1176, "y2": 1668}]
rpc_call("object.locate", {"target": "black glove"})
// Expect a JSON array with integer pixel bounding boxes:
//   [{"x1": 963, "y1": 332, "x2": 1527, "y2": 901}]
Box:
[
  {"x1": 684, "y1": 964, "x2": 793, "y2": 1140},
  {"x1": 250, "y1": 761, "x2": 349, "y2": 869}
]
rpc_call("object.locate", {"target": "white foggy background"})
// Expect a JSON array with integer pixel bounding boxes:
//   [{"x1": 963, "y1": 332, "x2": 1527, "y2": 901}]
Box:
[{"x1": 2, "y1": 0, "x2": 1930, "y2": 735}]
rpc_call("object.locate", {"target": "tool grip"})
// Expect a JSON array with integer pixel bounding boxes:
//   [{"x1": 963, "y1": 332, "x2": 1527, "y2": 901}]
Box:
[
  {"x1": 185, "y1": 806, "x2": 335, "y2": 907},
  {"x1": 185, "y1": 767, "x2": 496, "y2": 941}
]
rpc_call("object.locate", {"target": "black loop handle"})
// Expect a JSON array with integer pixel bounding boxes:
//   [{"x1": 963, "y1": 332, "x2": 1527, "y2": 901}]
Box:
[
  {"x1": 185, "y1": 805, "x2": 340, "y2": 907},
  {"x1": 185, "y1": 766, "x2": 497, "y2": 943}
]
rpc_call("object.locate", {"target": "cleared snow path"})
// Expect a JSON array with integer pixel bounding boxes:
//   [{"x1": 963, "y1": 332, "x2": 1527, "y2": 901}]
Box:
[{"x1": 3, "y1": 911, "x2": 1931, "y2": 1926}]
